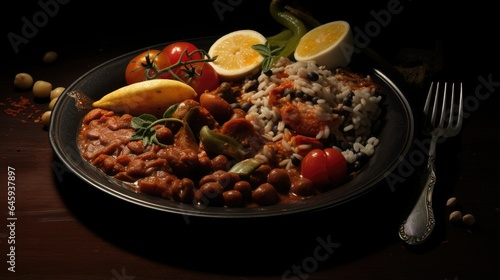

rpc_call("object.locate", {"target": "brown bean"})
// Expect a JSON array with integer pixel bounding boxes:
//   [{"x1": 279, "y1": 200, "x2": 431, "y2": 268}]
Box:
[
  {"x1": 211, "y1": 154, "x2": 230, "y2": 171},
  {"x1": 290, "y1": 176, "x2": 316, "y2": 197},
  {"x1": 138, "y1": 177, "x2": 168, "y2": 197},
  {"x1": 233, "y1": 180, "x2": 252, "y2": 201},
  {"x1": 199, "y1": 174, "x2": 218, "y2": 187},
  {"x1": 156, "y1": 127, "x2": 174, "y2": 145},
  {"x1": 249, "y1": 164, "x2": 272, "y2": 188},
  {"x1": 127, "y1": 141, "x2": 145, "y2": 154},
  {"x1": 126, "y1": 158, "x2": 146, "y2": 178},
  {"x1": 171, "y1": 178, "x2": 195, "y2": 203},
  {"x1": 267, "y1": 168, "x2": 291, "y2": 194},
  {"x1": 93, "y1": 154, "x2": 118, "y2": 175},
  {"x1": 252, "y1": 183, "x2": 280, "y2": 206},
  {"x1": 198, "y1": 181, "x2": 224, "y2": 206},
  {"x1": 223, "y1": 190, "x2": 244, "y2": 207},
  {"x1": 212, "y1": 170, "x2": 240, "y2": 190},
  {"x1": 197, "y1": 152, "x2": 212, "y2": 174},
  {"x1": 164, "y1": 148, "x2": 199, "y2": 176},
  {"x1": 212, "y1": 170, "x2": 233, "y2": 190}
]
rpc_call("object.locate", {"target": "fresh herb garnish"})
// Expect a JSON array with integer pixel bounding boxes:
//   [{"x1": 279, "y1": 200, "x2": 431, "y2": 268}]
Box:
[
  {"x1": 252, "y1": 41, "x2": 284, "y2": 73},
  {"x1": 130, "y1": 103, "x2": 182, "y2": 147}
]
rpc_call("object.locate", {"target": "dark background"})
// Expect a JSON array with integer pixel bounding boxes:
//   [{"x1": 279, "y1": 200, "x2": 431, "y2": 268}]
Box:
[
  {"x1": 2, "y1": 0, "x2": 499, "y2": 82},
  {"x1": 1, "y1": 1, "x2": 500, "y2": 280}
]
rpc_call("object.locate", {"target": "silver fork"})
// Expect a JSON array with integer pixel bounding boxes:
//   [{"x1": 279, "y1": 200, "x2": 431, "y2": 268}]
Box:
[{"x1": 399, "y1": 82, "x2": 464, "y2": 245}]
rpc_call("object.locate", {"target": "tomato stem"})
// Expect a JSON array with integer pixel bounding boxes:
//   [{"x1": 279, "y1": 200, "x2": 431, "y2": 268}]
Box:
[{"x1": 147, "y1": 48, "x2": 217, "y2": 82}]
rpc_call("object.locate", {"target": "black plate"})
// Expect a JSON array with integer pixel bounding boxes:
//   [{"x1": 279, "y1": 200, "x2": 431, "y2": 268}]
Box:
[{"x1": 49, "y1": 37, "x2": 414, "y2": 218}]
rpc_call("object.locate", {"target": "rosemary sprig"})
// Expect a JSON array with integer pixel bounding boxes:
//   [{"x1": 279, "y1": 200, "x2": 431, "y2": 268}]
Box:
[
  {"x1": 130, "y1": 103, "x2": 182, "y2": 147},
  {"x1": 252, "y1": 41, "x2": 284, "y2": 73}
]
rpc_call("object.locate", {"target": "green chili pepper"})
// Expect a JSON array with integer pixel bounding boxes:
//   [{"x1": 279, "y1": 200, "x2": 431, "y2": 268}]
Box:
[
  {"x1": 229, "y1": 158, "x2": 265, "y2": 176},
  {"x1": 283, "y1": 4, "x2": 321, "y2": 29},
  {"x1": 266, "y1": 28, "x2": 293, "y2": 49},
  {"x1": 269, "y1": 0, "x2": 308, "y2": 64},
  {"x1": 199, "y1": 125, "x2": 247, "y2": 161}
]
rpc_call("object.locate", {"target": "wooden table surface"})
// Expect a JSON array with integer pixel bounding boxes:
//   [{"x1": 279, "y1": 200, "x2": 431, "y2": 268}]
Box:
[{"x1": 1, "y1": 1, "x2": 499, "y2": 279}]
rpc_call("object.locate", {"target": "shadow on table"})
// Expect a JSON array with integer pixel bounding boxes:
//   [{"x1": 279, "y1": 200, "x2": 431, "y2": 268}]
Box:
[{"x1": 51, "y1": 141, "x2": 461, "y2": 277}]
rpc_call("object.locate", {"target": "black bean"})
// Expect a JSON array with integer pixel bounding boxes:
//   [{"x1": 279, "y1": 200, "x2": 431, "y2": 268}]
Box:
[
  {"x1": 307, "y1": 71, "x2": 319, "y2": 81},
  {"x1": 342, "y1": 92, "x2": 355, "y2": 107},
  {"x1": 241, "y1": 102, "x2": 252, "y2": 112},
  {"x1": 356, "y1": 152, "x2": 369, "y2": 164},
  {"x1": 230, "y1": 103, "x2": 241, "y2": 109},
  {"x1": 290, "y1": 155, "x2": 301, "y2": 166},
  {"x1": 284, "y1": 88, "x2": 295, "y2": 98},
  {"x1": 250, "y1": 81, "x2": 260, "y2": 92},
  {"x1": 272, "y1": 125, "x2": 279, "y2": 135},
  {"x1": 350, "y1": 161, "x2": 363, "y2": 172}
]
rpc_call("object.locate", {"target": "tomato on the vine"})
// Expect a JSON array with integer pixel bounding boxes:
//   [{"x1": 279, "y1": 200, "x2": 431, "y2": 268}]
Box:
[
  {"x1": 167, "y1": 62, "x2": 220, "y2": 95},
  {"x1": 162, "y1": 42, "x2": 202, "y2": 64},
  {"x1": 125, "y1": 49, "x2": 171, "y2": 85},
  {"x1": 300, "y1": 148, "x2": 348, "y2": 191},
  {"x1": 161, "y1": 42, "x2": 219, "y2": 94},
  {"x1": 125, "y1": 42, "x2": 219, "y2": 95}
]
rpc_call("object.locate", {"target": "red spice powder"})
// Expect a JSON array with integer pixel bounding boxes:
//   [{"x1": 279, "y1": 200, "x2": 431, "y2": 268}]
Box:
[{"x1": 2, "y1": 96, "x2": 43, "y2": 122}]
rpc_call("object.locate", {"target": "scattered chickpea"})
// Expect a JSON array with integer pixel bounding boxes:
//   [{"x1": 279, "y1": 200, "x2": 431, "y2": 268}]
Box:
[
  {"x1": 13, "y1": 73, "x2": 34, "y2": 90},
  {"x1": 43, "y1": 51, "x2": 58, "y2": 64},
  {"x1": 462, "y1": 213, "x2": 476, "y2": 226},
  {"x1": 48, "y1": 97, "x2": 58, "y2": 110},
  {"x1": 32, "y1": 80, "x2": 52, "y2": 99},
  {"x1": 41, "y1": 111, "x2": 52, "y2": 127},
  {"x1": 449, "y1": 210, "x2": 463, "y2": 223},
  {"x1": 446, "y1": 196, "x2": 457, "y2": 207},
  {"x1": 50, "y1": 87, "x2": 65, "y2": 100}
]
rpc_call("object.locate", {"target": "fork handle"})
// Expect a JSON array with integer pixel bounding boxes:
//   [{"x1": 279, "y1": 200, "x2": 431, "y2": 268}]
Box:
[{"x1": 398, "y1": 156, "x2": 437, "y2": 245}]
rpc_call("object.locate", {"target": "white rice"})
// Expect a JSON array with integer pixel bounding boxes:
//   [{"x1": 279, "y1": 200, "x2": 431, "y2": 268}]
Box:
[{"x1": 240, "y1": 57, "x2": 382, "y2": 167}]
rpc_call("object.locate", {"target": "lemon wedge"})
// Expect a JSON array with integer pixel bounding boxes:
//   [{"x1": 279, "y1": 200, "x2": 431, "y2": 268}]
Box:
[
  {"x1": 208, "y1": 30, "x2": 266, "y2": 81},
  {"x1": 294, "y1": 21, "x2": 354, "y2": 69}
]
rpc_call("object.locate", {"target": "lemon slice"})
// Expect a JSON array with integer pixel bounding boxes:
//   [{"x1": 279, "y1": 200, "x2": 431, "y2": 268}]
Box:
[
  {"x1": 208, "y1": 30, "x2": 266, "y2": 81},
  {"x1": 294, "y1": 21, "x2": 354, "y2": 69}
]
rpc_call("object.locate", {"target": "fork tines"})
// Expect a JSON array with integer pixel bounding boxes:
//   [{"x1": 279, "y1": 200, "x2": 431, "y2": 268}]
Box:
[{"x1": 424, "y1": 81, "x2": 463, "y2": 132}]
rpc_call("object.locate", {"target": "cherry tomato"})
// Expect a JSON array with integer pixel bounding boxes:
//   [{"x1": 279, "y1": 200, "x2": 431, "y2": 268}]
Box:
[
  {"x1": 162, "y1": 42, "x2": 203, "y2": 64},
  {"x1": 125, "y1": 49, "x2": 171, "y2": 85},
  {"x1": 168, "y1": 62, "x2": 220, "y2": 95},
  {"x1": 300, "y1": 148, "x2": 348, "y2": 190}
]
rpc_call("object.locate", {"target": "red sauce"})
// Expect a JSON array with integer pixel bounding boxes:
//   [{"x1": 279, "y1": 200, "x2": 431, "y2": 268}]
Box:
[{"x1": 77, "y1": 107, "x2": 316, "y2": 208}]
